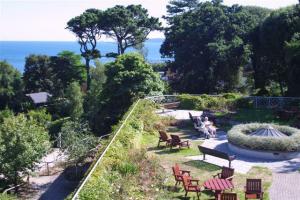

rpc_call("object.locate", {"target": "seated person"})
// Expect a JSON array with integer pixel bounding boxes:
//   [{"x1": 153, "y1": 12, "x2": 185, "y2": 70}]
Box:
[
  {"x1": 194, "y1": 117, "x2": 210, "y2": 139},
  {"x1": 204, "y1": 117, "x2": 217, "y2": 137}
]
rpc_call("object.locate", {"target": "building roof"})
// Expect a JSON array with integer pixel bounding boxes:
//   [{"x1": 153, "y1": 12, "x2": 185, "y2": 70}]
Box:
[
  {"x1": 249, "y1": 125, "x2": 287, "y2": 137},
  {"x1": 26, "y1": 92, "x2": 52, "y2": 104}
]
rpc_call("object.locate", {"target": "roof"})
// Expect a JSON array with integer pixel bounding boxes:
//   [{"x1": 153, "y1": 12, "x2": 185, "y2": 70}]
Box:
[
  {"x1": 249, "y1": 125, "x2": 287, "y2": 137},
  {"x1": 26, "y1": 92, "x2": 52, "y2": 104}
]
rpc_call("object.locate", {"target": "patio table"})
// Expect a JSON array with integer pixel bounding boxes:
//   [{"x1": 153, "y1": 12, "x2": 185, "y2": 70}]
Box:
[{"x1": 204, "y1": 178, "x2": 234, "y2": 199}]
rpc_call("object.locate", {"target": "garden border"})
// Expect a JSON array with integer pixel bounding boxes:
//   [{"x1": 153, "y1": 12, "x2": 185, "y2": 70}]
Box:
[{"x1": 71, "y1": 99, "x2": 140, "y2": 200}]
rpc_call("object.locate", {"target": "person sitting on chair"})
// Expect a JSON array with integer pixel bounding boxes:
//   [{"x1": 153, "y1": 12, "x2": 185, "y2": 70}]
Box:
[
  {"x1": 204, "y1": 117, "x2": 217, "y2": 137},
  {"x1": 195, "y1": 117, "x2": 210, "y2": 139}
]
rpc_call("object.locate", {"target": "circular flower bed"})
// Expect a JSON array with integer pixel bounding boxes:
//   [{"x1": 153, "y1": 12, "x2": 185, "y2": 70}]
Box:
[{"x1": 228, "y1": 123, "x2": 300, "y2": 152}]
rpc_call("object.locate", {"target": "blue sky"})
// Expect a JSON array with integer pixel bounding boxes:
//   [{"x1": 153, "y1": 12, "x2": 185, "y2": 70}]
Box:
[{"x1": 0, "y1": 0, "x2": 298, "y2": 41}]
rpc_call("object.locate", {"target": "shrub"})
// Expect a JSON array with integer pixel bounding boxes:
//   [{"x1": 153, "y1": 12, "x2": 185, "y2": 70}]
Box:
[
  {"x1": 77, "y1": 100, "x2": 167, "y2": 199},
  {"x1": 178, "y1": 93, "x2": 249, "y2": 111},
  {"x1": 228, "y1": 123, "x2": 300, "y2": 152}
]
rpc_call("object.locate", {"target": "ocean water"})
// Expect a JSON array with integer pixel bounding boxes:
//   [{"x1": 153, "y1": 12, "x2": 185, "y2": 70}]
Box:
[{"x1": 0, "y1": 39, "x2": 166, "y2": 72}]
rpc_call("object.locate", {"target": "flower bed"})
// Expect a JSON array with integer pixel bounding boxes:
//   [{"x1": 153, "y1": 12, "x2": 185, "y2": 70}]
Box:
[{"x1": 228, "y1": 123, "x2": 300, "y2": 152}]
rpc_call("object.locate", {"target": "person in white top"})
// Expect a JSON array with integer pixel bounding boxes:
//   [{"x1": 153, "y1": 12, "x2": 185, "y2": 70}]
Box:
[{"x1": 204, "y1": 117, "x2": 217, "y2": 137}]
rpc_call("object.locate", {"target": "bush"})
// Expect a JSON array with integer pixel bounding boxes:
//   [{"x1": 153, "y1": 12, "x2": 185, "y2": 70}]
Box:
[
  {"x1": 178, "y1": 93, "x2": 249, "y2": 111},
  {"x1": 228, "y1": 123, "x2": 300, "y2": 152}
]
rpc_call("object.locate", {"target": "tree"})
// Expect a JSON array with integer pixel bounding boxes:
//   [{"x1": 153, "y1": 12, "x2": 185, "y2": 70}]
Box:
[
  {"x1": 103, "y1": 5, "x2": 161, "y2": 55},
  {"x1": 0, "y1": 114, "x2": 50, "y2": 187},
  {"x1": 250, "y1": 5, "x2": 300, "y2": 96},
  {"x1": 23, "y1": 52, "x2": 85, "y2": 97},
  {"x1": 161, "y1": 1, "x2": 260, "y2": 93},
  {"x1": 0, "y1": 61, "x2": 23, "y2": 111},
  {"x1": 65, "y1": 82, "x2": 84, "y2": 120},
  {"x1": 59, "y1": 120, "x2": 97, "y2": 178},
  {"x1": 66, "y1": 9, "x2": 103, "y2": 90},
  {"x1": 90, "y1": 53, "x2": 164, "y2": 134},
  {"x1": 50, "y1": 51, "x2": 86, "y2": 96},
  {"x1": 23, "y1": 55, "x2": 53, "y2": 93}
]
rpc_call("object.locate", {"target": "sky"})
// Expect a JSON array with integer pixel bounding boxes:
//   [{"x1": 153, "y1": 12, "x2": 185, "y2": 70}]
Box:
[{"x1": 0, "y1": 0, "x2": 298, "y2": 41}]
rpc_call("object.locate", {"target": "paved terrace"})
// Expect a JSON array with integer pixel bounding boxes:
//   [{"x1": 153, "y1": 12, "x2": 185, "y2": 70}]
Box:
[{"x1": 157, "y1": 109, "x2": 300, "y2": 200}]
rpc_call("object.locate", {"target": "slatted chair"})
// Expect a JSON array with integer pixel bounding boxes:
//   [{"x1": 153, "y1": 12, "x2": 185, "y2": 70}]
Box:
[
  {"x1": 172, "y1": 163, "x2": 191, "y2": 186},
  {"x1": 245, "y1": 179, "x2": 264, "y2": 200},
  {"x1": 157, "y1": 130, "x2": 171, "y2": 147},
  {"x1": 189, "y1": 112, "x2": 197, "y2": 123},
  {"x1": 214, "y1": 166, "x2": 235, "y2": 181},
  {"x1": 170, "y1": 134, "x2": 190, "y2": 150},
  {"x1": 182, "y1": 174, "x2": 202, "y2": 200},
  {"x1": 218, "y1": 193, "x2": 239, "y2": 200}
]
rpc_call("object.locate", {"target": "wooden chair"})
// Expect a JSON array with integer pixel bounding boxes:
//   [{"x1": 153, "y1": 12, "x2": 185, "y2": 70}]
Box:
[
  {"x1": 214, "y1": 166, "x2": 235, "y2": 181},
  {"x1": 245, "y1": 179, "x2": 264, "y2": 200},
  {"x1": 172, "y1": 163, "x2": 191, "y2": 186},
  {"x1": 170, "y1": 134, "x2": 190, "y2": 149},
  {"x1": 157, "y1": 130, "x2": 171, "y2": 147},
  {"x1": 189, "y1": 112, "x2": 197, "y2": 123},
  {"x1": 182, "y1": 174, "x2": 202, "y2": 200},
  {"x1": 218, "y1": 193, "x2": 239, "y2": 200}
]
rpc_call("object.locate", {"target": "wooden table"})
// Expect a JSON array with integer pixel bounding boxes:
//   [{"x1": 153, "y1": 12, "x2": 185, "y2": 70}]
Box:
[{"x1": 204, "y1": 178, "x2": 234, "y2": 199}]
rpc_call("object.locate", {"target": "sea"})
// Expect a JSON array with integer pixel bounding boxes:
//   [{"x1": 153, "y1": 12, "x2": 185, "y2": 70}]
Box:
[{"x1": 0, "y1": 39, "x2": 166, "y2": 72}]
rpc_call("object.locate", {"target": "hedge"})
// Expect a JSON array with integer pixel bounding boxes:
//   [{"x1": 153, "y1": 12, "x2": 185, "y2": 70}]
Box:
[
  {"x1": 228, "y1": 123, "x2": 300, "y2": 152},
  {"x1": 177, "y1": 93, "x2": 252, "y2": 111},
  {"x1": 74, "y1": 100, "x2": 167, "y2": 199}
]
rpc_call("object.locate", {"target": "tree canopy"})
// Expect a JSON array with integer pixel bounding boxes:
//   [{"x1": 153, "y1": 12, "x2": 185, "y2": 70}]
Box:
[
  {"x1": 161, "y1": 1, "x2": 264, "y2": 93},
  {"x1": 0, "y1": 61, "x2": 23, "y2": 111},
  {"x1": 103, "y1": 5, "x2": 161, "y2": 55}
]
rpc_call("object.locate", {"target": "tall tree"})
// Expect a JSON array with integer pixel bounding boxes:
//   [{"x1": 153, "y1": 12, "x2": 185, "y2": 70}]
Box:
[
  {"x1": 23, "y1": 55, "x2": 53, "y2": 93},
  {"x1": 0, "y1": 61, "x2": 23, "y2": 111},
  {"x1": 103, "y1": 5, "x2": 161, "y2": 55},
  {"x1": 161, "y1": 1, "x2": 260, "y2": 93},
  {"x1": 66, "y1": 9, "x2": 103, "y2": 90}
]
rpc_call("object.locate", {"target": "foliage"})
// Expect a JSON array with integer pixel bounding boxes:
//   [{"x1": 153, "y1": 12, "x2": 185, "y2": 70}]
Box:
[
  {"x1": 89, "y1": 53, "x2": 164, "y2": 135},
  {"x1": 0, "y1": 193, "x2": 17, "y2": 200},
  {"x1": 77, "y1": 100, "x2": 167, "y2": 199},
  {"x1": 23, "y1": 52, "x2": 85, "y2": 96},
  {"x1": 84, "y1": 60, "x2": 106, "y2": 123},
  {"x1": 65, "y1": 82, "x2": 84, "y2": 120},
  {"x1": 250, "y1": 5, "x2": 300, "y2": 96},
  {"x1": 27, "y1": 108, "x2": 52, "y2": 128},
  {"x1": 60, "y1": 121, "x2": 98, "y2": 165},
  {"x1": 0, "y1": 114, "x2": 50, "y2": 185},
  {"x1": 228, "y1": 123, "x2": 300, "y2": 152},
  {"x1": 177, "y1": 93, "x2": 250, "y2": 111},
  {"x1": 161, "y1": 1, "x2": 264, "y2": 94},
  {"x1": 0, "y1": 109, "x2": 14, "y2": 123},
  {"x1": 66, "y1": 9, "x2": 103, "y2": 90},
  {"x1": 103, "y1": 5, "x2": 161, "y2": 55},
  {"x1": 0, "y1": 61, "x2": 23, "y2": 111}
]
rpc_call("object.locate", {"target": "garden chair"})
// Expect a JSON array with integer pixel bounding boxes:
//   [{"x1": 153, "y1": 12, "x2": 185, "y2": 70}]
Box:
[
  {"x1": 189, "y1": 112, "x2": 198, "y2": 123},
  {"x1": 157, "y1": 130, "x2": 171, "y2": 147},
  {"x1": 182, "y1": 174, "x2": 202, "y2": 200},
  {"x1": 213, "y1": 166, "x2": 235, "y2": 181},
  {"x1": 172, "y1": 163, "x2": 191, "y2": 186},
  {"x1": 218, "y1": 193, "x2": 239, "y2": 200},
  {"x1": 244, "y1": 179, "x2": 264, "y2": 200},
  {"x1": 170, "y1": 134, "x2": 190, "y2": 149}
]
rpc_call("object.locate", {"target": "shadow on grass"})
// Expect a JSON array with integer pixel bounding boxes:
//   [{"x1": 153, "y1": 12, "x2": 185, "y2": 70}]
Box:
[
  {"x1": 155, "y1": 147, "x2": 199, "y2": 156},
  {"x1": 183, "y1": 160, "x2": 221, "y2": 172}
]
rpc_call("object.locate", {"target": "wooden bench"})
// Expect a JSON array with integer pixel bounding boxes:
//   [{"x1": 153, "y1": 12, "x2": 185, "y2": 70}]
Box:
[
  {"x1": 163, "y1": 102, "x2": 180, "y2": 109},
  {"x1": 198, "y1": 146, "x2": 236, "y2": 168}
]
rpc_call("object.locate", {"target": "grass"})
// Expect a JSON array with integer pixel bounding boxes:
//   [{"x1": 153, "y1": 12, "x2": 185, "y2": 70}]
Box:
[{"x1": 142, "y1": 125, "x2": 273, "y2": 200}]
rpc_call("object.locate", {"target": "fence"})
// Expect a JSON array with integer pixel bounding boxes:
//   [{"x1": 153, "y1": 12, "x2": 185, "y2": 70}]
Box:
[{"x1": 146, "y1": 95, "x2": 300, "y2": 109}]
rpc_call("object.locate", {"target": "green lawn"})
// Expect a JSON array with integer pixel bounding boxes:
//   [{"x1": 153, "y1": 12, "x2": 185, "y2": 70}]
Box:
[{"x1": 142, "y1": 126, "x2": 272, "y2": 200}]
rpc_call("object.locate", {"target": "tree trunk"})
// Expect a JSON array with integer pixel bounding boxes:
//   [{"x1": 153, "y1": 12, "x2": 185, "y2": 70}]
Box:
[{"x1": 85, "y1": 58, "x2": 91, "y2": 91}]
